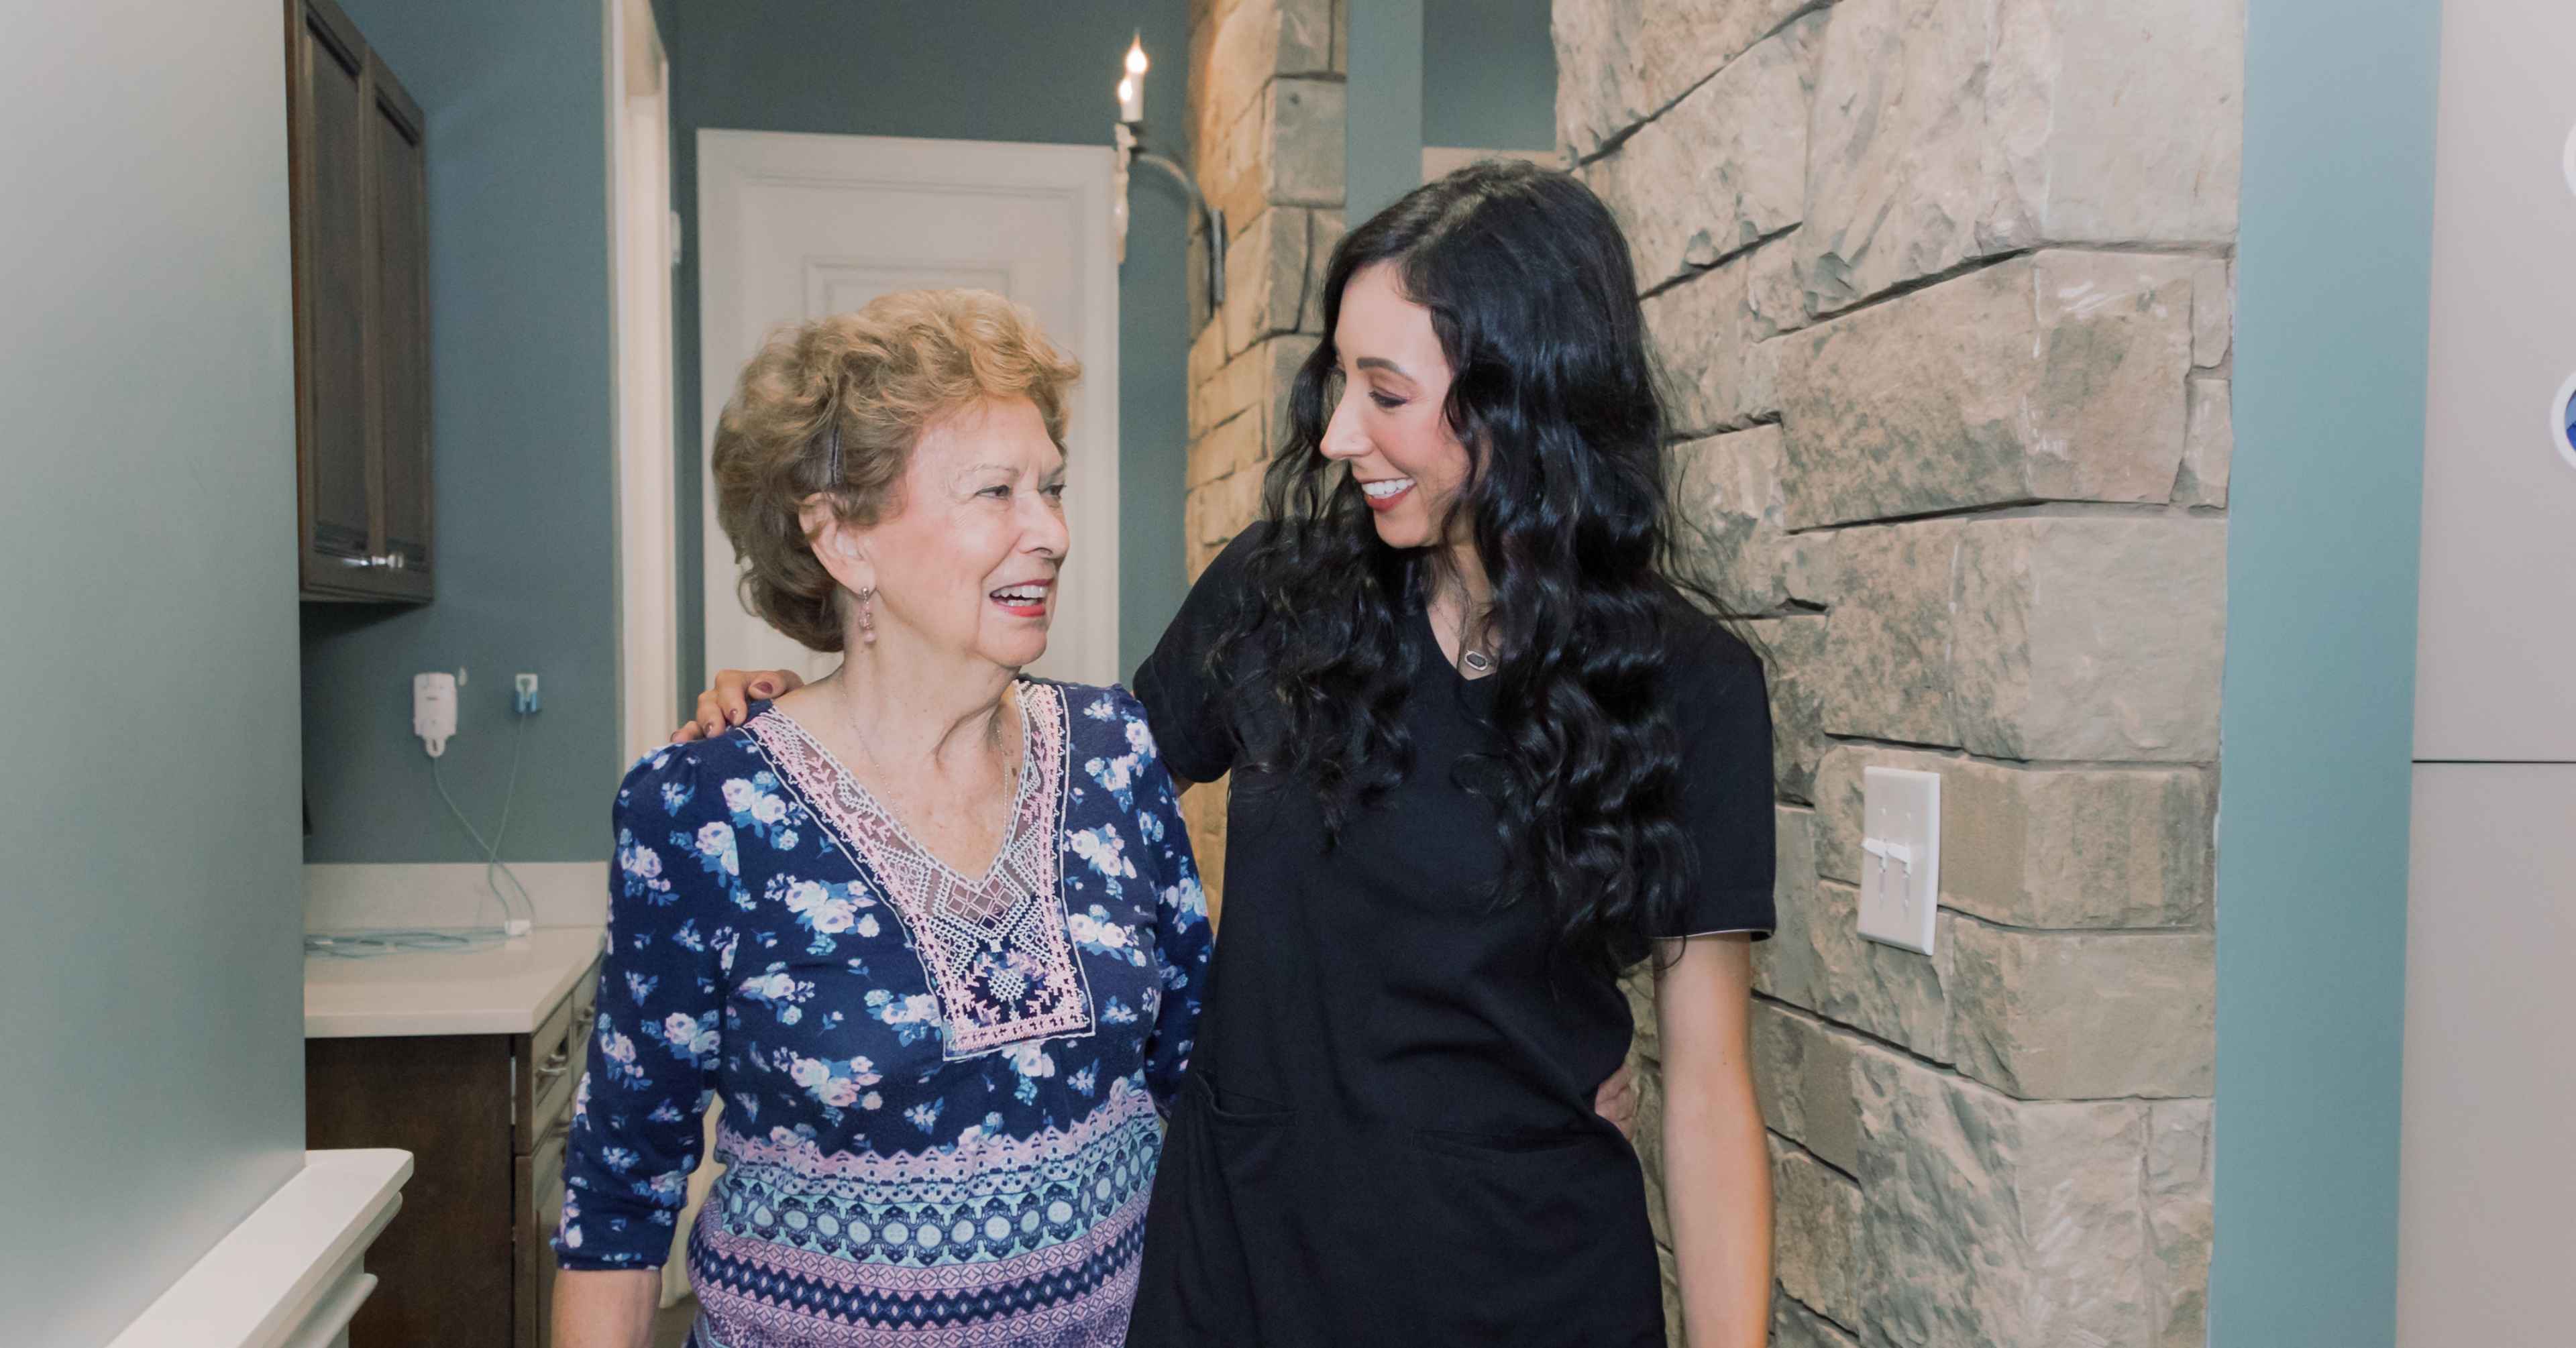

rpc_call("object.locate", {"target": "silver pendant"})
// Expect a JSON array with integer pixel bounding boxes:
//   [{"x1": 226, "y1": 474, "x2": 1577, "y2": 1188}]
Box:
[{"x1": 1460, "y1": 649, "x2": 1493, "y2": 674}]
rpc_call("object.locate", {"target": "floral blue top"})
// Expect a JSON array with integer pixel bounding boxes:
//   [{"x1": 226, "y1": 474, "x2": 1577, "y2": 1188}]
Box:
[{"x1": 554, "y1": 681, "x2": 1211, "y2": 1347}]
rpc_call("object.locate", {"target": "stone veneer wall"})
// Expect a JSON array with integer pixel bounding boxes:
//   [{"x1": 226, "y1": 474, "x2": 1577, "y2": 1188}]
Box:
[
  {"x1": 1179, "y1": 0, "x2": 1347, "y2": 913},
  {"x1": 1556, "y1": 1, "x2": 2239, "y2": 1343}
]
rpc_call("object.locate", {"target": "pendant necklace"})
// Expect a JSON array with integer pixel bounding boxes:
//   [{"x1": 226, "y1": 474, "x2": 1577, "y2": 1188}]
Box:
[{"x1": 1440, "y1": 577, "x2": 1497, "y2": 675}]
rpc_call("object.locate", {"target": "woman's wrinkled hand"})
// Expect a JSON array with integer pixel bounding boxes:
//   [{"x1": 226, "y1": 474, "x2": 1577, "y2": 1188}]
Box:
[{"x1": 672, "y1": 669, "x2": 805, "y2": 742}]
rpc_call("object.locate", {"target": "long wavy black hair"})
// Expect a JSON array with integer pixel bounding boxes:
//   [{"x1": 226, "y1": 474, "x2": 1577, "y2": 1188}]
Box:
[{"x1": 1214, "y1": 159, "x2": 1714, "y2": 979}]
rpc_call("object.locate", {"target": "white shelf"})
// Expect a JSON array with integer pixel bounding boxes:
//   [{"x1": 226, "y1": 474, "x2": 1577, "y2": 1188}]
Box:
[{"x1": 109, "y1": 1149, "x2": 412, "y2": 1348}]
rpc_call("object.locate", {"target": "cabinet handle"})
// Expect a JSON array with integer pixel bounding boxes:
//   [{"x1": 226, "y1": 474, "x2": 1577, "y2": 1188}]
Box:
[{"x1": 535, "y1": 1048, "x2": 570, "y2": 1083}]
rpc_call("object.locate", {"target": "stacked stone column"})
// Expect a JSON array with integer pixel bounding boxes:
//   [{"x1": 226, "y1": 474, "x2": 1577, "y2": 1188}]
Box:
[
  {"x1": 1560, "y1": 1, "x2": 2239, "y2": 1343},
  {"x1": 1180, "y1": 0, "x2": 1348, "y2": 914}
]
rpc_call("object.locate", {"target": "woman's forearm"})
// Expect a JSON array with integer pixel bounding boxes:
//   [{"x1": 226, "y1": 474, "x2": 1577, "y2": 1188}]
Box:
[
  {"x1": 551, "y1": 1268, "x2": 662, "y2": 1348},
  {"x1": 1664, "y1": 1066, "x2": 1774, "y2": 1347},
  {"x1": 1654, "y1": 934, "x2": 1773, "y2": 1347}
]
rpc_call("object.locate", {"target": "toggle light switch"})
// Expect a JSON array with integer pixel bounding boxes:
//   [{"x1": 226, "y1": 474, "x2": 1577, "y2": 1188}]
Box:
[{"x1": 1858, "y1": 767, "x2": 1941, "y2": 955}]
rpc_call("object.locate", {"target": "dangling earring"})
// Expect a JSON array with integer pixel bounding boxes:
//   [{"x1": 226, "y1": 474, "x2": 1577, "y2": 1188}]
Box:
[{"x1": 856, "y1": 585, "x2": 876, "y2": 645}]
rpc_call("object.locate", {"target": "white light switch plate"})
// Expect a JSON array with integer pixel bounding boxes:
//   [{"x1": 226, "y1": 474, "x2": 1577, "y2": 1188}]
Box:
[{"x1": 1859, "y1": 767, "x2": 1940, "y2": 954}]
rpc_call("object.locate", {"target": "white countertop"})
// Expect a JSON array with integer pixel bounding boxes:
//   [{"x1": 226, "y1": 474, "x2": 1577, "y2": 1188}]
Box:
[
  {"x1": 304, "y1": 925, "x2": 603, "y2": 1038},
  {"x1": 109, "y1": 1148, "x2": 411, "y2": 1348}
]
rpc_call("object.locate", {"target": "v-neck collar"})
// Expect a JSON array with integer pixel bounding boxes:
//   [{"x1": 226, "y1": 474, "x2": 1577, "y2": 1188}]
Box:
[
  {"x1": 739, "y1": 681, "x2": 1094, "y2": 1062},
  {"x1": 757, "y1": 686, "x2": 1036, "y2": 887}
]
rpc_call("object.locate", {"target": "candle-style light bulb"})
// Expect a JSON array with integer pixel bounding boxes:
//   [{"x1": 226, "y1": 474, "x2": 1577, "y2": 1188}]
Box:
[{"x1": 1117, "y1": 36, "x2": 1146, "y2": 124}]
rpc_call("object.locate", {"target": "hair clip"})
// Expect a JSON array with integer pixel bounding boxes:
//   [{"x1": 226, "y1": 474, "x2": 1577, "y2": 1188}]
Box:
[{"x1": 821, "y1": 420, "x2": 843, "y2": 486}]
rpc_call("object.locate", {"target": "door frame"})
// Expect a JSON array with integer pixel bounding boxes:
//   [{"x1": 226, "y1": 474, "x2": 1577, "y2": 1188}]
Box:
[
  {"x1": 605, "y1": 0, "x2": 680, "y2": 763},
  {"x1": 695, "y1": 129, "x2": 1122, "y2": 687}
]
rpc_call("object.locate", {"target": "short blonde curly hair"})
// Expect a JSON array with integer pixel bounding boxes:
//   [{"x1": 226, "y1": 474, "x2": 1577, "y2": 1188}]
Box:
[{"x1": 712, "y1": 289, "x2": 1081, "y2": 651}]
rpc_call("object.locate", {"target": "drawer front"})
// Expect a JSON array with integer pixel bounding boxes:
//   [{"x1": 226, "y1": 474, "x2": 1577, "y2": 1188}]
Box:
[
  {"x1": 517, "y1": 1114, "x2": 571, "y2": 1348},
  {"x1": 516, "y1": 961, "x2": 595, "y2": 1153}
]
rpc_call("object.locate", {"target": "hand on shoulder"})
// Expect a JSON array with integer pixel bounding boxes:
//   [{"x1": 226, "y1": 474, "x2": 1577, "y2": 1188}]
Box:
[{"x1": 674, "y1": 667, "x2": 805, "y2": 742}]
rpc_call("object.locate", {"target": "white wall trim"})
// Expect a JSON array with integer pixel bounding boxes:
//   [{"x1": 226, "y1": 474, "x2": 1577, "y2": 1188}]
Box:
[
  {"x1": 305, "y1": 862, "x2": 610, "y2": 933},
  {"x1": 109, "y1": 1149, "x2": 411, "y2": 1348},
  {"x1": 696, "y1": 129, "x2": 1122, "y2": 686},
  {"x1": 606, "y1": 0, "x2": 681, "y2": 762}
]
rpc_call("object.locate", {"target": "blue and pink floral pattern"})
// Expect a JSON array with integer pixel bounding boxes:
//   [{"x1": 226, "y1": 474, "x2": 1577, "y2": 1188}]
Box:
[{"x1": 555, "y1": 681, "x2": 1210, "y2": 1347}]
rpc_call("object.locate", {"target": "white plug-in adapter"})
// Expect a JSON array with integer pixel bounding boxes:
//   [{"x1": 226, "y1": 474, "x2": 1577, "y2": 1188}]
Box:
[{"x1": 413, "y1": 672, "x2": 459, "y2": 756}]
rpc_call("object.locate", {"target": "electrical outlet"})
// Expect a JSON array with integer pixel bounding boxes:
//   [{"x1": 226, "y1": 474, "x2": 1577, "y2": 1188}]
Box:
[{"x1": 514, "y1": 673, "x2": 541, "y2": 715}]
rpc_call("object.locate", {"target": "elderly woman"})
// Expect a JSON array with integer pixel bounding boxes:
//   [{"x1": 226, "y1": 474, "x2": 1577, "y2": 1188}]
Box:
[{"x1": 551, "y1": 290, "x2": 1212, "y2": 1348}]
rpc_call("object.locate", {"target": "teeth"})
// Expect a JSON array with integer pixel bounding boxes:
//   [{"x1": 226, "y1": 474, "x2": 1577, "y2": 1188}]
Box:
[
  {"x1": 992, "y1": 588, "x2": 1044, "y2": 604},
  {"x1": 1362, "y1": 478, "x2": 1414, "y2": 499}
]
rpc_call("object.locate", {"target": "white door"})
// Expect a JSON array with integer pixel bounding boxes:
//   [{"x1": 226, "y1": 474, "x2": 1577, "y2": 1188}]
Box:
[{"x1": 697, "y1": 129, "x2": 1121, "y2": 689}]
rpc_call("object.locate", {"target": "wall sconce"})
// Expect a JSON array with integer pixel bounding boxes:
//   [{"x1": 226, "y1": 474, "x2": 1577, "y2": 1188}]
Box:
[{"x1": 1113, "y1": 34, "x2": 1225, "y2": 306}]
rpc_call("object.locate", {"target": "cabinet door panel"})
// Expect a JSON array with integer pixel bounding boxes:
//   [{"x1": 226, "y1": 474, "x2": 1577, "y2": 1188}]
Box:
[
  {"x1": 307, "y1": 1033, "x2": 516, "y2": 1347},
  {"x1": 293, "y1": 4, "x2": 373, "y2": 569},
  {"x1": 371, "y1": 62, "x2": 431, "y2": 589}
]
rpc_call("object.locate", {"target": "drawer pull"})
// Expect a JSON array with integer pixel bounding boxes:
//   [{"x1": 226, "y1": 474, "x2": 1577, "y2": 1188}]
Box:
[{"x1": 535, "y1": 1048, "x2": 570, "y2": 1083}]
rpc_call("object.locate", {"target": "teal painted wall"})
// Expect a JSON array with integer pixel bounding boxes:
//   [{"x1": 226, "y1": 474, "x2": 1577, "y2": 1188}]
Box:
[
  {"x1": 301, "y1": 0, "x2": 623, "y2": 864},
  {"x1": 1423, "y1": 0, "x2": 1555, "y2": 152},
  {"x1": 1346, "y1": 0, "x2": 1426, "y2": 226},
  {"x1": 2212, "y1": 0, "x2": 2440, "y2": 1341},
  {"x1": 664, "y1": 0, "x2": 1193, "y2": 685},
  {"x1": 0, "y1": 1, "x2": 307, "y2": 1339}
]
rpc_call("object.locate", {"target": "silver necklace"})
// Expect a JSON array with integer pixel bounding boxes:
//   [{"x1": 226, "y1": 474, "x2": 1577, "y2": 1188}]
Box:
[{"x1": 1436, "y1": 578, "x2": 1497, "y2": 675}]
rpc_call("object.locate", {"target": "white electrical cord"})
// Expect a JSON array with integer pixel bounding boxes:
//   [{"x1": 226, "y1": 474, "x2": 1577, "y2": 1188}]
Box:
[
  {"x1": 305, "y1": 710, "x2": 538, "y2": 959},
  {"x1": 305, "y1": 928, "x2": 511, "y2": 958},
  {"x1": 431, "y1": 709, "x2": 537, "y2": 932}
]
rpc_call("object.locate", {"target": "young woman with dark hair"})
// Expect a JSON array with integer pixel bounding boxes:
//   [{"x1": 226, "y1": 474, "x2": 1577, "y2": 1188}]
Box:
[{"x1": 687, "y1": 160, "x2": 1775, "y2": 1347}]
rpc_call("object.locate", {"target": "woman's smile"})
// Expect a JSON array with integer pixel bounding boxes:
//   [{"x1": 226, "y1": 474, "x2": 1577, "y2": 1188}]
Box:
[
  {"x1": 1358, "y1": 476, "x2": 1416, "y2": 510},
  {"x1": 987, "y1": 576, "x2": 1054, "y2": 619}
]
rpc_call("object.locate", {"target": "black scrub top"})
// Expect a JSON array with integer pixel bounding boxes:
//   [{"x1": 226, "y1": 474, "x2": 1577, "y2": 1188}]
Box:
[{"x1": 1124, "y1": 526, "x2": 1776, "y2": 1348}]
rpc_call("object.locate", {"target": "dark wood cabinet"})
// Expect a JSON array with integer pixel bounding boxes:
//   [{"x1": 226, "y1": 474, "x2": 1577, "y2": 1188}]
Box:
[
  {"x1": 286, "y1": 0, "x2": 432, "y2": 602},
  {"x1": 307, "y1": 962, "x2": 596, "y2": 1347}
]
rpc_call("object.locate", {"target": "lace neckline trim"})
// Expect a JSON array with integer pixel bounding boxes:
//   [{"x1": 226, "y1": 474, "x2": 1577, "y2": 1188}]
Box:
[{"x1": 744, "y1": 683, "x2": 1093, "y2": 1060}]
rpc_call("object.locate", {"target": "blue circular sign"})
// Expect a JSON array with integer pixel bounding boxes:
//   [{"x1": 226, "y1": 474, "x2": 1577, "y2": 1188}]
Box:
[{"x1": 2557, "y1": 372, "x2": 2576, "y2": 472}]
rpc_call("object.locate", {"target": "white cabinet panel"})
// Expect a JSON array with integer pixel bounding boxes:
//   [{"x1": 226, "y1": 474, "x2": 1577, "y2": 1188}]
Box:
[
  {"x1": 2396, "y1": 763, "x2": 2576, "y2": 1347},
  {"x1": 2412, "y1": 0, "x2": 2576, "y2": 760}
]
